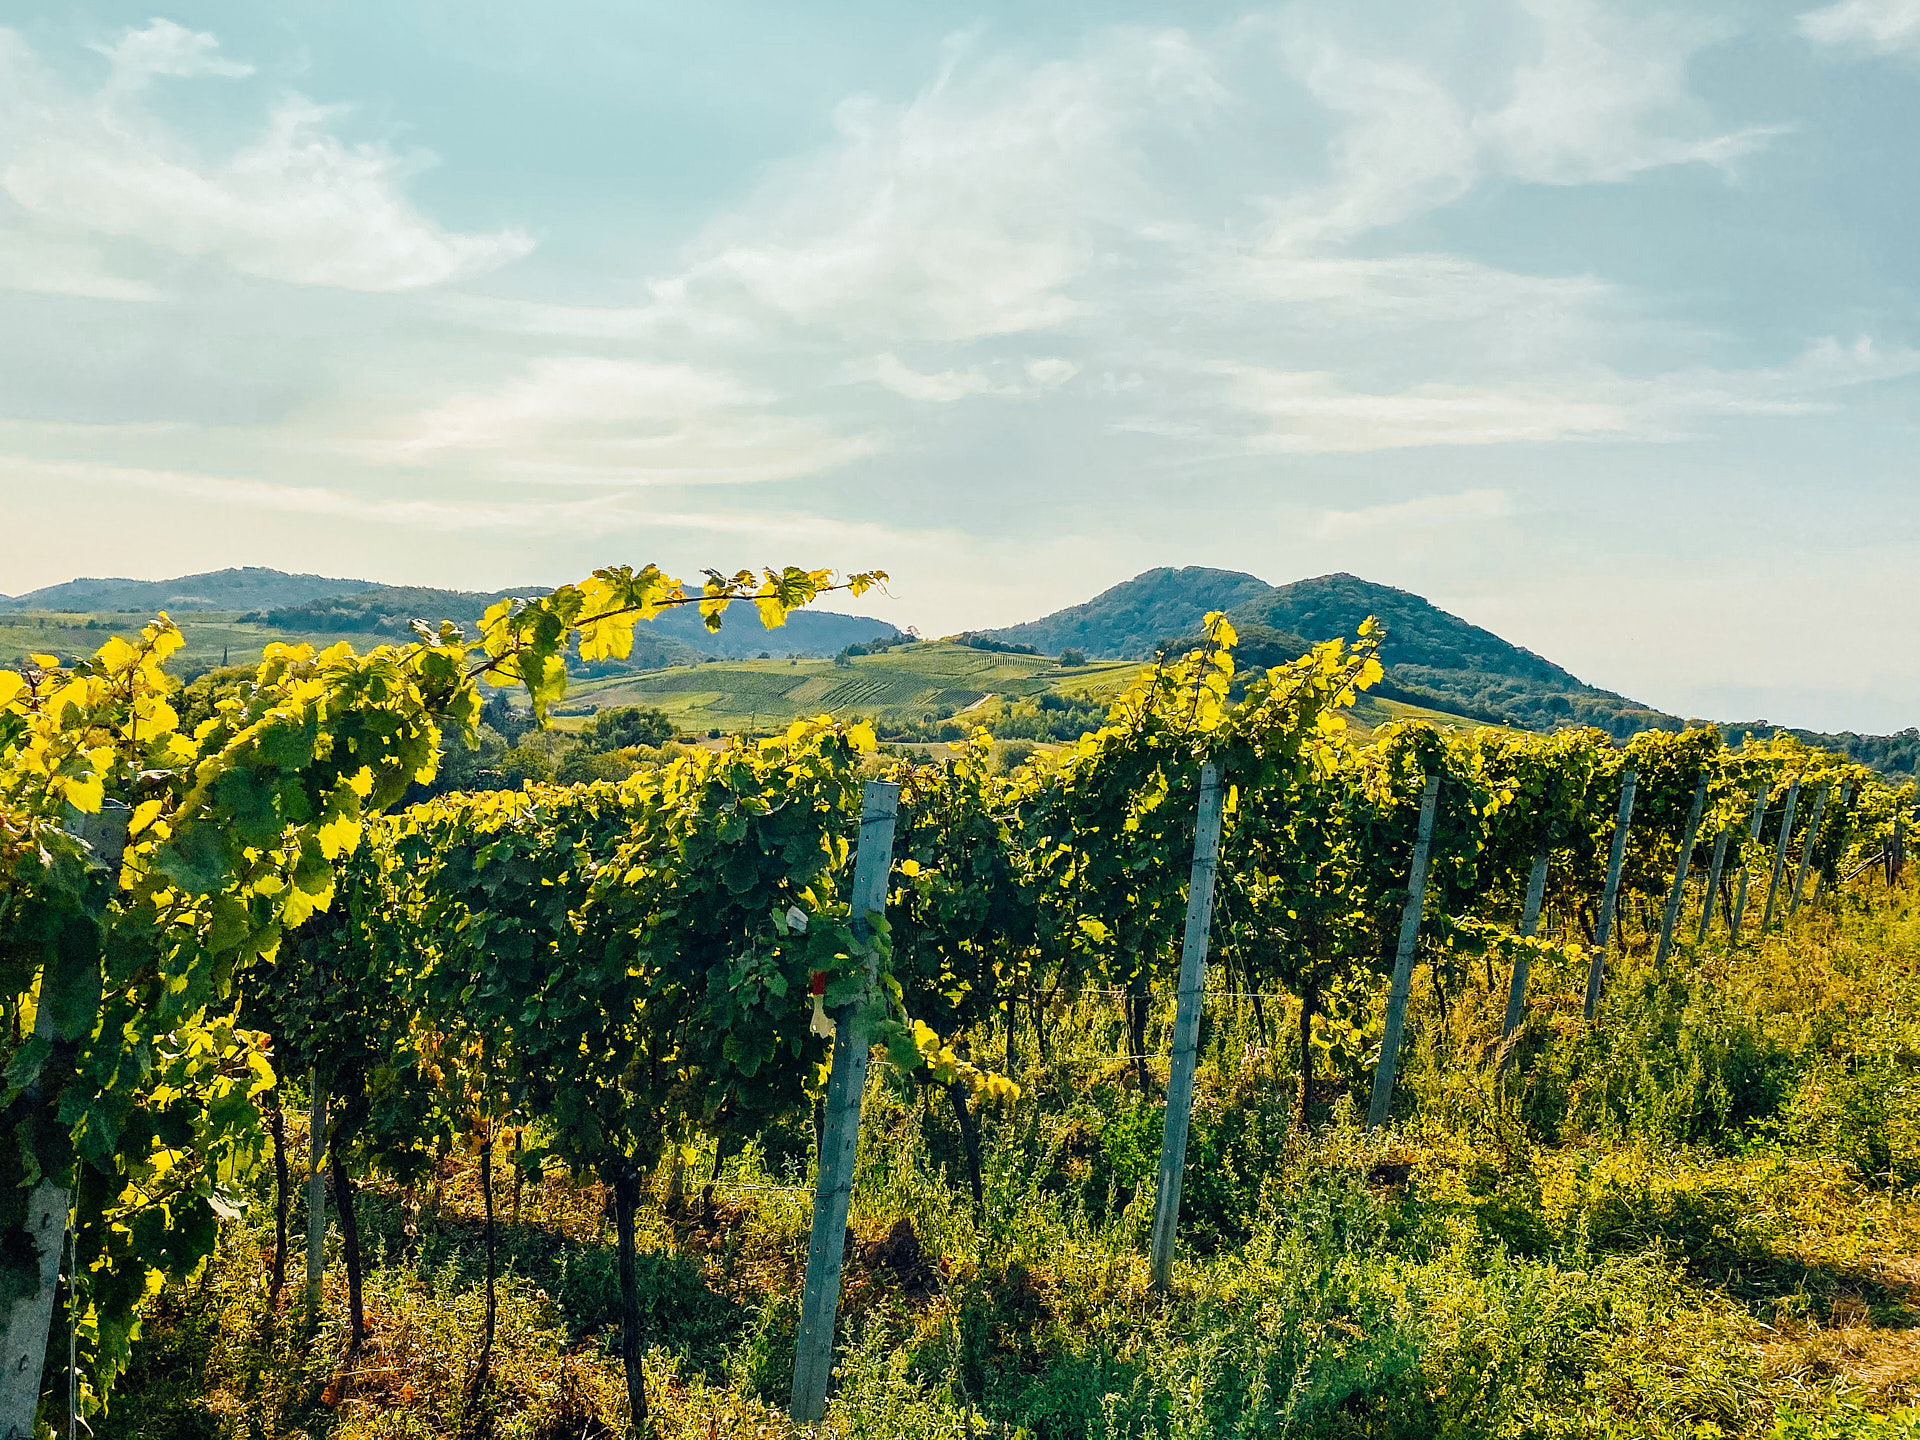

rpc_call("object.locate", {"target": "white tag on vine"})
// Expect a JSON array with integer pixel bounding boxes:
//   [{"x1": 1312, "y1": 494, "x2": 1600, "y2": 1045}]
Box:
[{"x1": 785, "y1": 905, "x2": 808, "y2": 934}]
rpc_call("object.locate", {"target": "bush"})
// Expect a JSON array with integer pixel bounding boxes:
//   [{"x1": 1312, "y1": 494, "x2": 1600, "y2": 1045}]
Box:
[{"x1": 583, "y1": 705, "x2": 674, "y2": 752}]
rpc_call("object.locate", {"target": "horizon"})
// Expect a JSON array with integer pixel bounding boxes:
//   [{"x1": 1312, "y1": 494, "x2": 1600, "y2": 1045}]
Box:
[{"x1": 3, "y1": 3, "x2": 1919, "y2": 733}]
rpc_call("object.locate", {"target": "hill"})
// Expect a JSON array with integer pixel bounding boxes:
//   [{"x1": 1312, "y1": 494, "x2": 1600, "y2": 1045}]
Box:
[
  {"x1": 0, "y1": 566, "x2": 376, "y2": 613},
  {"x1": 979, "y1": 567, "x2": 1276, "y2": 658},
  {"x1": 1245, "y1": 573, "x2": 1674, "y2": 738},
  {"x1": 567, "y1": 640, "x2": 1133, "y2": 734},
  {"x1": 990, "y1": 568, "x2": 1677, "y2": 740},
  {"x1": 249, "y1": 586, "x2": 901, "y2": 665}
]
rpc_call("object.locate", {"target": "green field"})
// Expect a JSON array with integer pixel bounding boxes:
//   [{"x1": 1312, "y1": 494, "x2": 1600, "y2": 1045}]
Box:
[
  {"x1": 574, "y1": 641, "x2": 1491, "y2": 738},
  {"x1": 0, "y1": 610, "x2": 367, "y2": 677},
  {"x1": 571, "y1": 642, "x2": 1140, "y2": 730}
]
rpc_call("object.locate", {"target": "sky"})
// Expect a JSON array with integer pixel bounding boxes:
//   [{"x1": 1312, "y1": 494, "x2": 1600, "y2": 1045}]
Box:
[{"x1": 2, "y1": 1, "x2": 1919, "y2": 732}]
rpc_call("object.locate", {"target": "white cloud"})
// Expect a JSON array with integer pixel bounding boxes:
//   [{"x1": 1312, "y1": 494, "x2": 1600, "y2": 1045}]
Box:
[
  {"x1": 1269, "y1": 1, "x2": 1777, "y2": 254},
  {"x1": 390, "y1": 356, "x2": 877, "y2": 483},
  {"x1": 0, "y1": 24, "x2": 530, "y2": 295},
  {"x1": 1273, "y1": 46, "x2": 1479, "y2": 246},
  {"x1": 1801, "y1": 0, "x2": 1920, "y2": 57},
  {"x1": 93, "y1": 18, "x2": 253, "y2": 86},
  {"x1": 870, "y1": 353, "x2": 999, "y2": 403},
  {"x1": 1312, "y1": 488, "x2": 1515, "y2": 540},
  {"x1": 0, "y1": 455, "x2": 625, "y2": 534},
  {"x1": 1476, "y1": 0, "x2": 1780, "y2": 184},
  {"x1": 1219, "y1": 337, "x2": 1920, "y2": 453},
  {"x1": 1225, "y1": 369, "x2": 1630, "y2": 452},
  {"x1": 863, "y1": 352, "x2": 1080, "y2": 402},
  {"x1": 650, "y1": 28, "x2": 1224, "y2": 343}
]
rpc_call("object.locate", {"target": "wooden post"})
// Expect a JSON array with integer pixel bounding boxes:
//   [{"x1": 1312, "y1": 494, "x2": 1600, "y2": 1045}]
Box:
[
  {"x1": 1789, "y1": 783, "x2": 1831, "y2": 915},
  {"x1": 1499, "y1": 843, "x2": 1551, "y2": 1055},
  {"x1": 1147, "y1": 765, "x2": 1225, "y2": 1295},
  {"x1": 306, "y1": 1076, "x2": 326, "y2": 1319},
  {"x1": 1696, "y1": 829, "x2": 1730, "y2": 945},
  {"x1": 1730, "y1": 784, "x2": 1768, "y2": 939},
  {"x1": 1894, "y1": 812, "x2": 1907, "y2": 885},
  {"x1": 1367, "y1": 775, "x2": 1441, "y2": 1131},
  {"x1": 1655, "y1": 774, "x2": 1709, "y2": 973},
  {"x1": 1583, "y1": 770, "x2": 1636, "y2": 1022},
  {"x1": 1760, "y1": 779, "x2": 1801, "y2": 932},
  {"x1": 0, "y1": 805, "x2": 130, "y2": 1440},
  {"x1": 790, "y1": 781, "x2": 899, "y2": 1425}
]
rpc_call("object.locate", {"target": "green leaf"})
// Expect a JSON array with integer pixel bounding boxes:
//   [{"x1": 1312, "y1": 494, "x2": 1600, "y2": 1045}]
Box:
[{"x1": 154, "y1": 823, "x2": 230, "y2": 896}]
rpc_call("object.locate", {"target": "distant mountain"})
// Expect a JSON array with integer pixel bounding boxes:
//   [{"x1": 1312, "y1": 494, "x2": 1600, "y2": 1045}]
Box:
[
  {"x1": 988, "y1": 567, "x2": 1677, "y2": 739},
  {"x1": 979, "y1": 567, "x2": 1276, "y2": 659},
  {"x1": 642, "y1": 599, "x2": 903, "y2": 660},
  {"x1": 0, "y1": 567, "x2": 377, "y2": 613},
  {"x1": 249, "y1": 584, "x2": 899, "y2": 666}
]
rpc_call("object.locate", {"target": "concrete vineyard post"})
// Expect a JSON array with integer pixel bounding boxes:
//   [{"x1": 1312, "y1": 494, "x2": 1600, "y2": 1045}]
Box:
[
  {"x1": 306, "y1": 1076, "x2": 326, "y2": 1320},
  {"x1": 1656, "y1": 774, "x2": 1709, "y2": 973},
  {"x1": 790, "y1": 781, "x2": 899, "y2": 1425},
  {"x1": 1810, "y1": 782, "x2": 1851, "y2": 907},
  {"x1": 1584, "y1": 770, "x2": 1636, "y2": 1023},
  {"x1": 1789, "y1": 784, "x2": 1829, "y2": 916},
  {"x1": 1367, "y1": 776, "x2": 1441, "y2": 1131},
  {"x1": 1730, "y1": 785, "x2": 1768, "y2": 939},
  {"x1": 1148, "y1": 764, "x2": 1225, "y2": 1295},
  {"x1": 1498, "y1": 844, "x2": 1551, "y2": 1067},
  {"x1": 1894, "y1": 813, "x2": 1907, "y2": 886},
  {"x1": 1696, "y1": 829, "x2": 1730, "y2": 945},
  {"x1": 1761, "y1": 780, "x2": 1801, "y2": 932},
  {"x1": 0, "y1": 805, "x2": 130, "y2": 1440}
]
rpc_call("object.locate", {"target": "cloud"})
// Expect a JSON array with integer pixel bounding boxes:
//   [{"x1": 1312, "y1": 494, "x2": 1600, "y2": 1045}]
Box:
[
  {"x1": 1224, "y1": 369, "x2": 1630, "y2": 452},
  {"x1": 1273, "y1": 46, "x2": 1479, "y2": 245},
  {"x1": 1219, "y1": 336, "x2": 1920, "y2": 452},
  {"x1": 1269, "y1": 1, "x2": 1777, "y2": 251},
  {"x1": 863, "y1": 352, "x2": 1080, "y2": 402},
  {"x1": 0, "y1": 23, "x2": 531, "y2": 295},
  {"x1": 1312, "y1": 488, "x2": 1515, "y2": 540},
  {"x1": 1475, "y1": 0, "x2": 1781, "y2": 184},
  {"x1": 389, "y1": 356, "x2": 878, "y2": 483},
  {"x1": 93, "y1": 18, "x2": 253, "y2": 86},
  {"x1": 870, "y1": 354, "x2": 1000, "y2": 403},
  {"x1": 0, "y1": 455, "x2": 625, "y2": 534},
  {"x1": 1800, "y1": 0, "x2": 1920, "y2": 57},
  {"x1": 650, "y1": 28, "x2": 1224, "y2": 344}
]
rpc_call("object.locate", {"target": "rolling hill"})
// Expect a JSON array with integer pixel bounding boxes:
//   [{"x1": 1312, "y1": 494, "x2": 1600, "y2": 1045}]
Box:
[
  {"x1": 251, "y1": 586, "x2": 901, "y2": 664},
  {"x1": 991, "y1": 569, "x2": 1676, "y2": 739},
  {"x1": 0, "y1": 566, "x2": 377, "y2": 613},
  {"x1": 982, "y1": 567, "x2": 1277, "y2": 658}
]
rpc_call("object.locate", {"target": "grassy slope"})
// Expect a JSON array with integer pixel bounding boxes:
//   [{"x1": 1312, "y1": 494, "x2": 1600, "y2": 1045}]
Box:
[
  {"x1": 0, "y1": 610, "x2": 363, "y2": 675},
  {"x1": 570, "y1": 642, "x2": 1142, "y2": 732},
  {"x1": 576, "y1": 642, "x2": 1486, "y2": 740},
  {"x1": 105, "y1": 881, "x2": 1920, "y2": 1439}
]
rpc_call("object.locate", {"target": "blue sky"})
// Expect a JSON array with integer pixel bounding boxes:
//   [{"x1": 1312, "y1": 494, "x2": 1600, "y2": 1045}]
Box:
[{"x1": 3, "y1": 1, "x2": 1919, "y2": 731}]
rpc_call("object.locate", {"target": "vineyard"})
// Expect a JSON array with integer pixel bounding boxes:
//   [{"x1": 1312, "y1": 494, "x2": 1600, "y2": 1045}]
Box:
[{"x1": 3, "y1": 584, "x2": 1919, "y2": 1440}]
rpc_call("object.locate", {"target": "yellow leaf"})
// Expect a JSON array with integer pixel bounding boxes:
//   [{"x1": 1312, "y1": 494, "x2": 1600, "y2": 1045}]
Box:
[
  {"x1": 29, "y1": 653, "x2": 58, "y2": 669},
  {"x1": 62, "y1": 774, "x2": 105, "y2": 814},
  {"x1": 128, "y1": 799, "x2": 165, "y2": 837},
  {"x1": 898, "y1": 858, "x2": 922, "y2": 878}
]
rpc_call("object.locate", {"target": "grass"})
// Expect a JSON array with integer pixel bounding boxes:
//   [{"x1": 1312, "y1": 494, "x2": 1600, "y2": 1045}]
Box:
[
  {"x1": 93, "y1": 869, "x2": 1920, "y2": 1440},
  {"x1": 571, "y1": 643, "x2": 1142, "y2": 733},
  {"x1": 0, "y1": 610, "x2": 362, "y2": 676}
]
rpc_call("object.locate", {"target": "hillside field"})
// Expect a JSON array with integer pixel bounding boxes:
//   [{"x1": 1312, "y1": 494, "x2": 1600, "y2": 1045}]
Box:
[{"x1": 566, "y1": 641, "x2": 1486, "y2": 739}]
